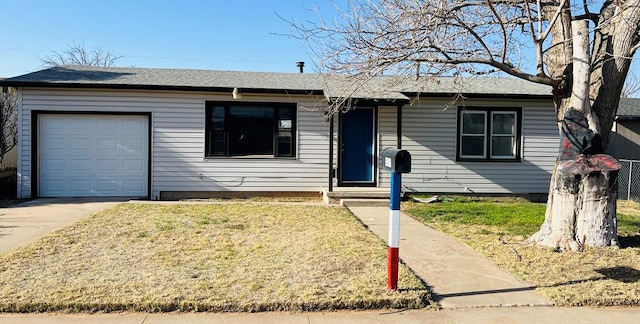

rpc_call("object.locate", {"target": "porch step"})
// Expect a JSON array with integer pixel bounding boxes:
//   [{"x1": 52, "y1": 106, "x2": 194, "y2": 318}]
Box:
[
  {"x1": 321, "y1": 187, "x2": 397, "y2": 204},
  {"x1": 340, "y1": 198, "x2": 389, "y2": 207}
]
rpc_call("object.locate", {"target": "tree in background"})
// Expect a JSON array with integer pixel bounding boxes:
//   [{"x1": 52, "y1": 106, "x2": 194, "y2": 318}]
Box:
[
  {"x1": 0, "y1": 88, "x2": 17, "y2": 168},
  {"x1": 0, "y1": 42, "x2": 123, "y2": 171},
  {"x1": 41, "y1": 41, "x2": 123, "y2": 67},
  {"x1": 622, "y1": 70, "x2": 640, "y2": 98},
  {"x1": 292, "y1": 0, "x2": 640, "y2": 251}
]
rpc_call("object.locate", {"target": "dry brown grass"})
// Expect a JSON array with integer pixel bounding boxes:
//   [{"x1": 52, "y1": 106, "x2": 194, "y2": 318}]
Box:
[
  {"x1": 405, "y1": 200, "x2": 640, "y2": 306},
  {"x1": 0, "y1": 203, "x2": 429, "y2": 313},
  {"x1": 178, "y1": 196, "x2": 324, "y2": 203},
  {"x1": 619, "y1": 200, "x2": 640, "y2": 218}
]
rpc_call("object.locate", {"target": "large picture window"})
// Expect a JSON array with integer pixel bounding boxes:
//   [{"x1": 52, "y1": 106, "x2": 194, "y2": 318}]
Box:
[
  {"x1": 205, "y1": 102, "x2": 296, "y2": 158},
  {"x1": 457, "y1": 107, "x2": 521, "y2": 161}
]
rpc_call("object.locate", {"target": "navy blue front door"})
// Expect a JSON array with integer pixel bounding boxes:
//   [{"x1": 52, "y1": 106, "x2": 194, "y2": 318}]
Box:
[{"x1": 340, "y1": 108, "x2": 375, "y2": 184}]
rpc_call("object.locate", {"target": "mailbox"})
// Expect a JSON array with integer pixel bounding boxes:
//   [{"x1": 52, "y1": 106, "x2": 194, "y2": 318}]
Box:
[{"x1": 382, "y1": 148, "x2": 411, "y2": 173}]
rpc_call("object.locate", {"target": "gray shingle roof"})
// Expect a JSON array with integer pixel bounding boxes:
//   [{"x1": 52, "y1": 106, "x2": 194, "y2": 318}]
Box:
[
  {"x1": 0, "y1": 65, "x2": 553, "y2": 98},
  {"x1": 617, "y1": 98, "x2": 640, "y2": 119},
  {"x1": 1, "y1": 65, "x2": 326, "y2": 91}
]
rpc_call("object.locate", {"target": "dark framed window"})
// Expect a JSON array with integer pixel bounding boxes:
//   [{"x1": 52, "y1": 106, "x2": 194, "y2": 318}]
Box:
[
  {"x1": 457, "y1": 107, "x2": 522, "y2": 161},
  {"x1": 205, "y1": 102, "x2": 296, "y2": 158}
]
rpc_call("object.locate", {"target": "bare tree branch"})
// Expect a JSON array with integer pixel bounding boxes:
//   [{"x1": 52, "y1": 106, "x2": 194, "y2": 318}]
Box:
[
  {"x1": 622, "y1": 66, "x2": 640, "y2": 98},
  {"x1": 0, "y1": 89, "x2": 17, "y2": 168},
  {"x1": 288, "y1": 0, "x2": 563, "y2": 91},
  {"x1": 537, "y1": 0, "x2": 567, "y2": 43},
  {"x1": 486, "y1": 0, "x2": 508, "y2": 62},
  {"x1": 286, "y1": 0, "x2": 640, "y2": 251},
  {"x1": 40, "y1": 41, "x2": 123, "y2": 67}
]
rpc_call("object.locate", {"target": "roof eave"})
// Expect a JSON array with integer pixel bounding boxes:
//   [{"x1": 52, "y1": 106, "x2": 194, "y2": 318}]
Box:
[
  {"x1": 326, "y1": 97, "x2": 411, "y2": 106},
  {"x1": 0, "y1": 81, "x2": 325, "y2": 96},
  {"x1": 402, "y1": 92, "x2": 553, "y2": 100},
  {"x1": 616, "y1": 115, "x2": 640, "y2": 121}
]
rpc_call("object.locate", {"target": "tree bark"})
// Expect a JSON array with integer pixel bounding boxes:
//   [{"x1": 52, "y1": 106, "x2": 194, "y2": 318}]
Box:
[
  {"x1": 575, "y1": 170, "x2": 618, "y2": 247},
  {"x1": 590, "y1": 1, "x2": 640, "y2": 147},
  {"x1": 528, "y1": 160, "x2": 619, "y2": 251},
  {"x1": 526, "y1": 20, "x2": 621, "y2": 251}
]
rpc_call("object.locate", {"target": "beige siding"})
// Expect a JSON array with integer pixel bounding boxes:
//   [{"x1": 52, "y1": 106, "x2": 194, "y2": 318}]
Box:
[
  {"x1": 18, "y1": 88, "x2": 330, "y2": 199},
  {"x1": 610, "y1": 120, "x2": 640, "y2": 160},
  {"x1": 400, "y1": 99, "x2": 558, "y2": 194}
]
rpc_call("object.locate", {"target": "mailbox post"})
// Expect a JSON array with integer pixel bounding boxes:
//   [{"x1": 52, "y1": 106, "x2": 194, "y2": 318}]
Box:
[{"x1": 381, "y1": 148, "x2": 411, "y2": 290}]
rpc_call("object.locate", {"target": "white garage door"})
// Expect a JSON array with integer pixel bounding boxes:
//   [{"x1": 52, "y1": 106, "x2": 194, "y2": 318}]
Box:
[{"x1": 39, "y1": 114, "x2": 149, "y2": 197}]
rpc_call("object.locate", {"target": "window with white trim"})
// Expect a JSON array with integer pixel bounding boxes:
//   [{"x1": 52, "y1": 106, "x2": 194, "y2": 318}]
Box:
[{"x1": 457, "y1": 107, "x2": 521, "y2": 161}]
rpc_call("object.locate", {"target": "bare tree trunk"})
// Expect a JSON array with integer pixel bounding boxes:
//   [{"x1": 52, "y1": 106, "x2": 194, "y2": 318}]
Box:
[
  {"x1": 528, "y1": 164, "x2": 619, "y2": 251},
  {"x1": 530, "y1": 166, "x2": 581, "y2": 251},
  {"x1": 526, "y1": 21, "x2": 621, "y2": 251},
  {"x1": 575, "y1": 171, "x2": 618, "y2": 247}
]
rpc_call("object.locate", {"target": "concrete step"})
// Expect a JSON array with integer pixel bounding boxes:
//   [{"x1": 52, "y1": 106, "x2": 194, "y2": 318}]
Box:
[
  {"x1": 325, "y1": 191, "x2": 390, "y2": 199},
  {"x1": 321, "y1": 187, "x2": 396, "y2": 204},
  {"x1": 339, "y1": 198, "x2": 389, "y2": 207}
]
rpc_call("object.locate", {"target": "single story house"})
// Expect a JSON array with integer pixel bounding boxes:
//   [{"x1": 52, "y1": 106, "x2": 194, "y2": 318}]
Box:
[{"x1": 0, "y1": 65, "x2": 561, "y2": 200}]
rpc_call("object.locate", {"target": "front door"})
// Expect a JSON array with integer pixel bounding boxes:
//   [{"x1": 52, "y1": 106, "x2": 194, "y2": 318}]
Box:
[{"x1": 339, "y1": 107, "x2": 376, "y2": 186}]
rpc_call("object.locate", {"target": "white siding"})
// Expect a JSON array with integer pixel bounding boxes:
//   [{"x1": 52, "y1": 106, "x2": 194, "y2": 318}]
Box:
[
  {"x1": 17, "y1": 88, "x2": 559, "y2": 198},
  {"x1": 400, "y1": 99, "x2": 558, "y2": 194},
  {"x1": 18, "y1": 89, "x2": 330, "y2": 199},
  {"x1": 378, "y1": 106, "x2": 398, "y2": 187}
]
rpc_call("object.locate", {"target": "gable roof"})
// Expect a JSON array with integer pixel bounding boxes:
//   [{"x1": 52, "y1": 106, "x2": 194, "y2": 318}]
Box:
[{"x1": 0, "y1": 65, "x2": 553, "y2": 100}]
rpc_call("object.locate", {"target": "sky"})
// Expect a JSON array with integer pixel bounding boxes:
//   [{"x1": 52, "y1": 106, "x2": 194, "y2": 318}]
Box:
[
  {"x1": 0, "y1": 0, "x2": 637, "y2": 91},
  {"x1": 0, "y1": 0, "x2": 341, "y2": 77}
]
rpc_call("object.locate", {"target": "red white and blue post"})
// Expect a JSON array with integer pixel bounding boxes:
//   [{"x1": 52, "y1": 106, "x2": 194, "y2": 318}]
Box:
[{"x1": 387, "y1": 171, "x2": 401, "y2": 290}]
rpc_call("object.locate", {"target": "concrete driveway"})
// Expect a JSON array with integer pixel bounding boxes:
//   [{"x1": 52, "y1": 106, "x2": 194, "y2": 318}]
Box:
[{"x1": 0, "y1": 198, "x2": 126, "y2": 254}]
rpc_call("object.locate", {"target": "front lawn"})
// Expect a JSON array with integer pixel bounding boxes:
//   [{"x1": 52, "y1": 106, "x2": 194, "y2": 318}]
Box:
[
  {"x1": 0, "y1": 203, "x2": 430, "y2": 312},
  {"x1": 405, "y1": 198, "x2": 640, "y2": 306}
]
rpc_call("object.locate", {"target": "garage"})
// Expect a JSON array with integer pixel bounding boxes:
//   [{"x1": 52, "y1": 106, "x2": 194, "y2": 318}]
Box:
[{"x1": 38, "y1": 114, "x2": 149, "y2": 197}]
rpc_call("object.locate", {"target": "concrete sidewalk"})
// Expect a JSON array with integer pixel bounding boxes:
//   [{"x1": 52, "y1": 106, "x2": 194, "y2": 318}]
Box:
[
  {"x1": 346, "y1": 206, "x2": 553, "y2": 309},
  {"x1": 0, "y1": 198, "x2": 124, "y2": 253},
  {"x1": 1, "y1": 306, "x2": 640, "y2": 323}
]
